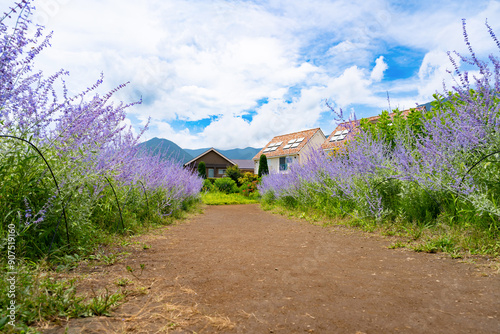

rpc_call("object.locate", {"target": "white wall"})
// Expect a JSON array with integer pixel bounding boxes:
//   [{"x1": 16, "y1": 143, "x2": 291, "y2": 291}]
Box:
[{"x1": 298, "y1": 131, "x2": 325, "y2": 163}]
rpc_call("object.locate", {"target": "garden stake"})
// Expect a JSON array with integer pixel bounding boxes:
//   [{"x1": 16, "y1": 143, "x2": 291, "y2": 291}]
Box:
[
  {"x1": 104, "y1": 176, "x2": 125, "y2": 231},
  {"x1": 138, "y1": 180, "x2": 150, "y2": 219}
]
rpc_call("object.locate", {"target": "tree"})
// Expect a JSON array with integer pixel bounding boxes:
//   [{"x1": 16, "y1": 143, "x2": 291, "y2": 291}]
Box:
[
  {"x1": 258, "y1": 154, "x2": 269, "y2": 177},
  {"x1": 226, "y1": 164, "x2": 243, "y2": 185},
  {"x1": 197, "y1": 161, "x2": 206, "y2": 179}
]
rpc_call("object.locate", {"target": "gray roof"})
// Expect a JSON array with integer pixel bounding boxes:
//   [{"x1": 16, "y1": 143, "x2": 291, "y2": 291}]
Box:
[{"x1": 232, "y1": 159, "x2": 254, "y2": 169}]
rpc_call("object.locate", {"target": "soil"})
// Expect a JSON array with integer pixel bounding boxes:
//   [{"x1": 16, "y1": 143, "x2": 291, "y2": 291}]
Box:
[{"x1": 42, "y1": 204, "x2": 500, "y2": 333}]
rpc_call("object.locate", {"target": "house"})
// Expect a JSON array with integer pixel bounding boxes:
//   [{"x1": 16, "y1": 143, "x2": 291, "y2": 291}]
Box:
[
  {"x1": 252, "y1": 128, "x2": 326, "y2": 174},
  {"x1": 183, "y1": 148, "x2": 254, "y2": 178},
  {"x1": 321, "y1": 107, "x2": 424, "y2": 154}
]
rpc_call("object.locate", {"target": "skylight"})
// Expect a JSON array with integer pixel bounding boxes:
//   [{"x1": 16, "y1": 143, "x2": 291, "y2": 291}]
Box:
[
  {"x1": 296, "y1": 137, "x2": 305, "y2": 143},
  {"x1": 291, "y1": 142, "x2": 300, "y2": 148},
  {"x1": 329, "y1": 129, "x2": 349, "y2": 142},
  {"x1": 268, "y1": 141, "x2": 283, "y2": 149},
  {"x1": 288, "y1": 139, "x2": 296, "y2": 144},
  {"x1": 283, "y1": 144, "x2": 292, "y2": 149}
]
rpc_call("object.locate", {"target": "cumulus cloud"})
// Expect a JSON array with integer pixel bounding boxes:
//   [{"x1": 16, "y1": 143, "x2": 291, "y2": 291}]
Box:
[{"x1": 370, "y1": 56, "x2": 388, "y2": 82}]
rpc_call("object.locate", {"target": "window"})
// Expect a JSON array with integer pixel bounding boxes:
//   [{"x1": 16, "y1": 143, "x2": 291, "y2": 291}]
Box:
[
  {"x1": 279, "y1": 157, "x2": 287, "y2": 171},
  {"x1": 329, "y1": 129, "x2": 349, "y2": 142},
  {"x1": 208, "y1": 168, "x2": 214, "y2": 178},
  {"x1": 218, "y1": 169, "x2": 226, "y2": 175}
]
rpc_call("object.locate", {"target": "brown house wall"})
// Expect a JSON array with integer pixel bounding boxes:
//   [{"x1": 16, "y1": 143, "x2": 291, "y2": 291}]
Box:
[
  {"x1": 186, "y1": 151, "x2": 234, "y2": 178},
  {"x1": 193, "y1": 151, "x2": 229, "y2": 165}
]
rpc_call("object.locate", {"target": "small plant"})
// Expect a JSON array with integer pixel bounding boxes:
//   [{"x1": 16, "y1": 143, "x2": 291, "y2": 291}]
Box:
[
  {"x1": 115, "y1": 278, "x2": 131, "y2": 287},
  {"x1": 86, "y1": 288, "x2": 124, "y2": 316},
  {"x1": 126, "y1": 264, "x2": 146, "y2": 279},
  {"x1": 388, "y1": 241, "x2": 407, "y2": 249}
]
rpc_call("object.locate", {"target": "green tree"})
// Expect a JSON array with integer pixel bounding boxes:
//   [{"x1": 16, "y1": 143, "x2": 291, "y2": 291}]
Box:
[
  {"x1": 258, "y1": 154, "x2": 269, "y2": 177},
  {"x1": 226, "y1": 164, "x2": 243, "y2": 186},
  {"x1": 197, "y1": 161, "x2": 206, "y2": 179}
]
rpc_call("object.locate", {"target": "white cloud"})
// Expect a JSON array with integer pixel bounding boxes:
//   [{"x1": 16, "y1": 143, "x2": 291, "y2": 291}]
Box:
[
  {"x1": 370, "y1": 56, "x2": 388, "y2": 82},
  {"x1": 11, "y1": 0, "x2": 500, "y2": 149}
]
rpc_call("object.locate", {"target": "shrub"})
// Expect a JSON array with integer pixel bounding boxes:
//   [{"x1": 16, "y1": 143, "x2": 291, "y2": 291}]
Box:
[
  {"x1": 202, "y1": 179, "x2": 214, "y2": 192},
  {"x1": 226, "y1": 165, "x2": 243, "y2": 186},
  {"x1": 238, "y1": 172, "x2": 260, "y2": 185},
  {"x1": 258, "y1": 154, "x2": 269, "y2": 177},
  {"x1": 197, "y1": 161, "x2": 206, "y2": 179},
  {"x1": 214, "y1": 177, "x2": 238, "y2": 194},
  {"x1": 240, "y1": 180, "x2": 258, "y2": 197}
]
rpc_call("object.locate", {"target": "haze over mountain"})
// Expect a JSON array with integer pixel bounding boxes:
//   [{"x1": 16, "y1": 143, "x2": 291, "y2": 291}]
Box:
[
  {"x1": 183, "y1": 147, "x2": 261, "y2": 160},
  {"x1": 138, "y1": 138, "x2": 261, "y2": 164},
  {"x1": 137, "y1": 138, "x2": 193, "y2": 164}
]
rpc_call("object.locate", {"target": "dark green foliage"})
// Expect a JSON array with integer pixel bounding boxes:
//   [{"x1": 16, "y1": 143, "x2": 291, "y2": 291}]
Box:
[
  {"x1": 258, "y1": 154, "x2": 269, "y2": 177},
  {"x1": 226, "y1": 165, "x2": 243, "y2": 186},
  {"x1": 197, "y1": 161, "x2": 206, "y2": 179},
  {"x1": 202, "y1": 179, "x2": 214, "y2": 192},
  {"x1": 359, "y1": 108, "x2": 428, "y2": 149}
]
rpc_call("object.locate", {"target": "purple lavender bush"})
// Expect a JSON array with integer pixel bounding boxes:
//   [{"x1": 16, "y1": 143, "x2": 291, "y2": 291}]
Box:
[
  {"x1": 260, "y1": 20, "x2": 500, "y2": 253},
  {"x1": 0, "y1": 1, "x2": 202, "y2": 259}
]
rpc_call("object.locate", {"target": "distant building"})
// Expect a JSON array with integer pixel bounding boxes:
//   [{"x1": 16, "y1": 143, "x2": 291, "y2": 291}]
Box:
[
  {"x1": 252, "y1": 128, "x2": 326, "y2": 174},
  {"x1": 184, "y1": 148, "x2": 254, "y2": 178}
]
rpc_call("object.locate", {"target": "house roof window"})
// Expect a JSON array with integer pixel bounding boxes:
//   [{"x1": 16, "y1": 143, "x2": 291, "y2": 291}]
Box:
[
  {"x1": 329, "y1": 129, "x2": 349, "y2": 142},
  {"x1": 283, "y1": 143, "x2": 292, "y2": 149},
  {"x1": 268, "y1": 141, "x2": 283, "y2": 148},
  {"x1": 291, "y1": 142, "x2": 300, "y2": 148}
]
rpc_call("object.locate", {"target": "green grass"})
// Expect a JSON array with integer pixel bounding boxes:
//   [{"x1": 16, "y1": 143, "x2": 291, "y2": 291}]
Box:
[
  {"x1": 0, "y1": 262, "x2": 124, "y2": 333},
  {"x1": 262, "y1": 199, "x2": 500, "y2": 258},
  {"x1": 201, "y1": 192, "x2": 259, "y2": 205}
]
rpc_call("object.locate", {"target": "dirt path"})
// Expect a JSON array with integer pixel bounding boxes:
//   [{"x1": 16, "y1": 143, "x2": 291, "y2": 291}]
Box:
[{"x1": 45, "y1": 204, "x2": 500, "y2": 333}]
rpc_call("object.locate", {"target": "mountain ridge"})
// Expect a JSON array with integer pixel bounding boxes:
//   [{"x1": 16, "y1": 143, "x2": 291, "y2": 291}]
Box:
[{"x1": 137, "y1": 138, "x2": 261, "y2": 163}]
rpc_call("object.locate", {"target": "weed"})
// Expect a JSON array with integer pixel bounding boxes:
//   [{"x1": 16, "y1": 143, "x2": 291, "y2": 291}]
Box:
[
  {"x1": 126, "y1": 264, "x2": 146, "y2": 279},
  {"x1": 388, "y1": 241, "x2": 407, "y2": 249},
  {"x1": 115, "y1": 278, "x2": 132, "y2": 287}
]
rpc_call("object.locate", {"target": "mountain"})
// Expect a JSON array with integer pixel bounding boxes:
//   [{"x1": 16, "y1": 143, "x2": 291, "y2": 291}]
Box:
[
  {"x1": 137, "y1": 138, "x2": 193, "y2": 164},
  {"x1": 184, "y1": 147, "x2": 262, "y2": 160}
]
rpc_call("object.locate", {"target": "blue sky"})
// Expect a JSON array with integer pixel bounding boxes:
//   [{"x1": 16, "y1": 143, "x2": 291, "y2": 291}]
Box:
[{"x1": 7, "y1": 0, "x2": 500, "y2": 148}]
